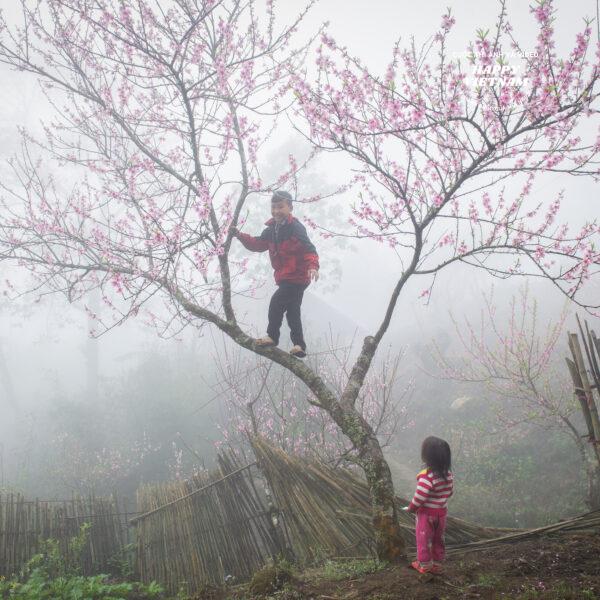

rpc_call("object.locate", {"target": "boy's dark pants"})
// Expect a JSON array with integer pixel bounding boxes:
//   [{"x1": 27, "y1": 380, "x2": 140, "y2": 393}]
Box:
[{"x1": 267, "y1": 281, "x2": 309, "y2": 351}]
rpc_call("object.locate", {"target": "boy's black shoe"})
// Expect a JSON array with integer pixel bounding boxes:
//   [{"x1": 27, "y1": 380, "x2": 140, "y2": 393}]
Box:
[{"x1": 290, "y1": 345, "x2": 307, "y2": 358}]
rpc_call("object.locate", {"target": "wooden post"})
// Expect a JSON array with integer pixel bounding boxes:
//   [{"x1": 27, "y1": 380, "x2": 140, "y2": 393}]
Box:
[
  {"x1": 569, "y1": 333, "x2": 600, "y2": 448},
  {"x1": 565, "y1": 356, "x2": 596, "y2": 442}
]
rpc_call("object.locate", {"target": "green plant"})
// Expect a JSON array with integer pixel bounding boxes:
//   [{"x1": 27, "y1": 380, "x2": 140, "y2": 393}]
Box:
[
  {"x1": 107, "y1": 542, "x2": 136, "y2": 579},
  {"x1": 19, "y1": 522, "x2": 91, "y2": 581},
  {"x1": 320, "y1": 558, "x2": 386, "y2": 581},
  {"x1": 307, "y1": 545, "x2": 331, "y2": 566},
  {"x1": 0, "y1": 571, "x2": 164, "y2": 599},
  {"x1": 0, "y1": 523, "x2": 164, "y2": 600},
  {"x1": 475, "y1": 573, "x2": 501, "y2": 589}
]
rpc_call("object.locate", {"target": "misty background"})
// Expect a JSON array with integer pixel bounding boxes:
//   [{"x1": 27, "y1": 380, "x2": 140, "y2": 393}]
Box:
[{"x1": 0, "y1": 0, "x2": 598, "y2": 528}]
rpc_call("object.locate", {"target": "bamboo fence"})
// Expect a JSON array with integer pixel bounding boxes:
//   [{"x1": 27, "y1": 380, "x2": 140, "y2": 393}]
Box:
[
  {"x1": 32, "y1": 436, "x2": 589, "y2": 596},
  {"x1": 134, "y1": 438, "x2": 527, "y2": 595},
  {"x1": 250, "y1": 437, "x2": 515, "y2": 564},
  {"x1": 3, "y1": 425, "x2": 598, "y2": 595},
  {"x1": 566, "y1": 317, "x2": 600, "y2": 466},
  {"x1": 565, "y1": 317, "x2": 600, "y2": 487},
  {"x1": 0, "y1": 493, "x2": 132, "y2": 577},
  {"x1": 133, "y1": 452, "x2": 286, "y2": 595}
]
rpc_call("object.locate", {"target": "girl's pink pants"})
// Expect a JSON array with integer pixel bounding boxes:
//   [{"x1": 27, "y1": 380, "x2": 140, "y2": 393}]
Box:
[{"x1": 415, "y1": 509, "x2": 447, "y2": 563}]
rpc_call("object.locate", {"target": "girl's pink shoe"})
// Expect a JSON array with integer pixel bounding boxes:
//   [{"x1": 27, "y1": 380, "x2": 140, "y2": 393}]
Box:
[
  {"x1": 430, "y1": 563, "x2": 444, "y2": 574},
  {"x1": 410, "y1": 560, "x2": 431, "y2": 574}
]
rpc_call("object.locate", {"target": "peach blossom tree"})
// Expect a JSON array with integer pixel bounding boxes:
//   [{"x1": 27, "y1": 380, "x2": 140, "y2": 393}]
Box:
[{"x1": 0, "y1": 0, "x2": 599, "y2": 558}]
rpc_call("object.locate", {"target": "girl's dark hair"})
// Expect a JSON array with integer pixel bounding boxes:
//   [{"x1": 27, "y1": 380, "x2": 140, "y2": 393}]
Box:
[{"x1": 421, "y1": 436, "x2": 451, "y2": 480}]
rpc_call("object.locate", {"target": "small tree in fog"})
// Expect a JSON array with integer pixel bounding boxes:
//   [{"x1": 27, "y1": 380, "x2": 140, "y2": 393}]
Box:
[
  {"x1": 435, "y1": 286, "x2": 600, "y2": 509},
  {"x1": 212, "y1": 340, "x2": 413, "y2": 463},
  {"x1": 0, "y1": 0, "x2": 599, "y2": 559}
]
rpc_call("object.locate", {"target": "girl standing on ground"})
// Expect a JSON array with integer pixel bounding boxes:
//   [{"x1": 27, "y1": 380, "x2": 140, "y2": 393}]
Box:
[{"x1": 406, "y1": 436, "x2": 453, "y2": 574}]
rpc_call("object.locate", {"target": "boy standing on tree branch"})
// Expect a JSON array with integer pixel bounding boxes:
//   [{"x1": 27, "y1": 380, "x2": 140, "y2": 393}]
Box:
[{"x1": 231, "y1": 190, "x2": 319, "y2": 358}]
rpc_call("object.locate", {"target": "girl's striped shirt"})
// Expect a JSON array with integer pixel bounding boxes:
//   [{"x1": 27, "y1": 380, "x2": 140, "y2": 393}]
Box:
[{"x1": 408, "y1": 468, "x2": 453, "y2": 512}]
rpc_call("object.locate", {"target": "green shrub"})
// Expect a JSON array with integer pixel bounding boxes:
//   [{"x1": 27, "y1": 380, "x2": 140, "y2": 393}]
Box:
[
  {"x1": 107, "y1": 542, "x2": 136, "y2": 580},
  {"x1": 0, "y1": 572, "x2": 163, "y2": 599},
  {"x1": 0, "y1": 522, "x2": 164, "y2": 600}
]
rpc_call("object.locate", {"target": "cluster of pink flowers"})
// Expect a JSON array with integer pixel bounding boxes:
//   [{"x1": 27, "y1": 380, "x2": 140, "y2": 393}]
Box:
[
  {"x1": 0, "y1": 0, "x2": 322, "y2": 335},
  {"x1": 290, "y1": 0, "x2": 599, "y2": 306}
]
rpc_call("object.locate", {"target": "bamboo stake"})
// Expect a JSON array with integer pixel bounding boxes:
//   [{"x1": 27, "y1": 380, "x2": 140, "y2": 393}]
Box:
[
  {"x1": 570, "y1": 332, "x2": 600, "y2": 446},
  {"x1": 566, "y1": 356, "x2": 596, "y2": 439},
  {"x1": 584, "y1": 323, "x2": 600, "y2": 387}
]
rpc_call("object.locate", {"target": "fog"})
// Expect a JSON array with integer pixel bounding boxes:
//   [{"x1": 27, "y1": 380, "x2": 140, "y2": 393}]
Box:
[{"x1": 0, "y1": 0, "x2": 598, "y2": 527}]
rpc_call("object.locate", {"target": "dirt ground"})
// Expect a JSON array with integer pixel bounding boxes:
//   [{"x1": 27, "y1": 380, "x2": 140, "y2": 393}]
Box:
[{"x1": 226, "y1": 530, "x2": 600, "y2": 599}]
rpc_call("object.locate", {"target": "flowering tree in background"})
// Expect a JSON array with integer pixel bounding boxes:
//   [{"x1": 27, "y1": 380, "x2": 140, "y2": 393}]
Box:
[
  {"x1": 434, "y1": 286, "x2": 600, "y2": 508},
  {"x1": 49, "y1": 430, "x2": 159, "y2": 495},
  {"x1": 0, "y1": 0, "x2": 599, "y2": 559},
  {"x1": 212, "y1": 339, "x2": 413, "y2": 464}
]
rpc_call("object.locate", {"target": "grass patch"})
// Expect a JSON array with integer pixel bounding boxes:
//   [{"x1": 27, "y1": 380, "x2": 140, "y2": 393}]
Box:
[
  {"x1": 319, "y1": 558, "x2": 387, "y2": 581},
  {"x1": 515, "y1": 582, "x2": 600, "y2": 599}
]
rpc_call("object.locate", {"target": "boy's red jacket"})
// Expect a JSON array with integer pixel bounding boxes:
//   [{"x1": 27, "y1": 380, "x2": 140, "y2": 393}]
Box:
[{"x1": 237, "y1": 215, "x2": 319, "y2": 285}]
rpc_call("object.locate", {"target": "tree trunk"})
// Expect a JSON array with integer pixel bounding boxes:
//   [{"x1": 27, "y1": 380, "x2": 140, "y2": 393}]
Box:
[
  {"x1": 175, "y1": 295, "x2": 408, "y2": 561},
  {"x1": 360, "y1": 435, "x2": 407, "y2": 562},
  {"x1": 336, "y1": 403, "x2": 406, "y2": 562}
]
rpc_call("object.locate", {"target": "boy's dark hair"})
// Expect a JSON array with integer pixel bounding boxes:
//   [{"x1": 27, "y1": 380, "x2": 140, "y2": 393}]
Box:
[
  {"x1": 271, "y1": 190, "x2": 293, "y2": 206},
  {"x1": 421, "y1": 436, "x2": 451, "y2": 480}
]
